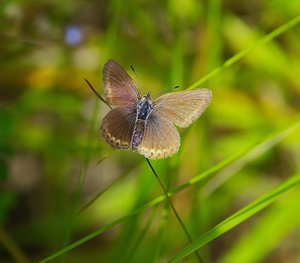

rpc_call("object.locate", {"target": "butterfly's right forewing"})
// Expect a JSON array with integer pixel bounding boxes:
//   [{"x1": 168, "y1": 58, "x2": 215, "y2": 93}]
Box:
[
  {"x1": 103, "y1": 60, "x2": 140, "y2": 106},
  {"x1": 154, "y1": 88, "x2": 212, "y2": 128},
  {"x1": 101, "y1": 107, "x2": 136, "y2": 149}
]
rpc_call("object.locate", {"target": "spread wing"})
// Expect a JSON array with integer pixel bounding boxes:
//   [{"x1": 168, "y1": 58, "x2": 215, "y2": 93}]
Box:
[
  {"x1": 137, "y1": 112, "x2": 180, "y2": 159},
  {"x1": 103, "y1": 59, "x2": 141, "y2": 106},
  {"x1": 101, "y1": 106, "x2": 136, "y2": 149},
  {"x1": 153, "y1": 88, "x2": 212, "y2": 128}
]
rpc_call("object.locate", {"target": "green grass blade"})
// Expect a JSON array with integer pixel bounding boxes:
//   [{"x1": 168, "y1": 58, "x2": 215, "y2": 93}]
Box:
[
  {"x1": 220, "y1": 188, "x2": 300, "y2": 263},
  {"x1": 38, "y1": 208, "x2": 145, "y2": 263},
  {"x1": 149, "y1": 116, "x2": 300, "y2": 203},
  {"x1": 187, "y1": 14, "x2": 300, "y2": 89},
  {"x1": 168, "y1": 173, "x2": 300, "y2": 263},
  {"x1": 124, "y1": 205, "x2": 159, "y2": 262}
]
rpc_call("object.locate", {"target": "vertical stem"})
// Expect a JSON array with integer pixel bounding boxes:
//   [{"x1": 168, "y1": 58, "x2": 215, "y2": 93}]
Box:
[
  {"x1": 145, "y1": 158, "x2": 204, "y2": 263},
  {"x1": 0, "y1": 225, "x2": 31, "y2": 263}
]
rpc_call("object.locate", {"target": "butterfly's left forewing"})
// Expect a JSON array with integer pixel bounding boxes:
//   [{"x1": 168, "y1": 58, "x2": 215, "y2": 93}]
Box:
[{"x1": 137, "y1": 112, "x2": 180, "y2": 159}]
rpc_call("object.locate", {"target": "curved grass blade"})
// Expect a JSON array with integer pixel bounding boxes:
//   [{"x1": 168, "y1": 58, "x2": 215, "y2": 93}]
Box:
[
  {"x1": 149, "y1": 116, "x2": 300, "y2": 204},
  {"x1": 220, "y1": 188, "x2": 300, "y2": 263},
  {"x1": 187, "y1": 14, "x2": 300, "y2": 90},
  {"x1": 167, "y1": 172, "x2": 300, "y2": 263},
  {"x1": 39, "y1": 207, "x2": 147, "y2": 263}
]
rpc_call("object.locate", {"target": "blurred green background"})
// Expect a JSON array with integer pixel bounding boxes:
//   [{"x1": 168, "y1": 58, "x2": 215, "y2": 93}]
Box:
[{"x1": 1, "y1": 0, "x2": 300, "y2": 262}]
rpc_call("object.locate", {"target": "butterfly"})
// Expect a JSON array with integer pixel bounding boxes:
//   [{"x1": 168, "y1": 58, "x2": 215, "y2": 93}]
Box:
[{"x1": 100, "y1": 59, "x2": 212, "y2": 160}]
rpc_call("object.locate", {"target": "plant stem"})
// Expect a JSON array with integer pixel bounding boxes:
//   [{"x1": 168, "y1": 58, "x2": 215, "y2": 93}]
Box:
[
  {"x1": 0, "y1": 225, "x2": 31, "y2": 263},
  {"x1": 145, "y1": 158, "x2": 204, "y2": 263}
]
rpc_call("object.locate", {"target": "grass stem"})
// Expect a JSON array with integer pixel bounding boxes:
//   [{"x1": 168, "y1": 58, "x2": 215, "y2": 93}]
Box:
[{"x1": 145, "y1": 158, "x2": 204, "y2": 263}]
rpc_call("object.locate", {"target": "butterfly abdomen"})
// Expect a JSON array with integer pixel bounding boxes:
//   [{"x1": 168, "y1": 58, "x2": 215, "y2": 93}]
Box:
[
  {"x1": 131, "y1": 95, "x2": 153, "y2": 150},
  {"x1": 131, "y1": 120, "x2": 146, "y2": 150}
]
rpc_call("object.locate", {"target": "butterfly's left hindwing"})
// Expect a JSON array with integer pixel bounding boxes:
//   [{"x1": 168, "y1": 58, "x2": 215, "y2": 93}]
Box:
[{"x1": 101, "y1": 107, "x2": 136, "y2": 149}]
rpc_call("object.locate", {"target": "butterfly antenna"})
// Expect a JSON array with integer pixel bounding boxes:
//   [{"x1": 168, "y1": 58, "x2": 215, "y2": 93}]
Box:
[
  {"x1": 131, "y1": 65, "x2": 146, "y2": 93},
  {"x1": 84, "y1": 79, "x2": 112, "y2": 109},
  {"x1": 156, "y1": 85, "x2": 180, "y2": 96}
]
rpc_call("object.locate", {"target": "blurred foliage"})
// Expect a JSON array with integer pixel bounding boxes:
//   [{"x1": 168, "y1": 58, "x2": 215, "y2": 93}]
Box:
[{"x1": 0, "y1": 0, "x2": 300, "y2": 263}]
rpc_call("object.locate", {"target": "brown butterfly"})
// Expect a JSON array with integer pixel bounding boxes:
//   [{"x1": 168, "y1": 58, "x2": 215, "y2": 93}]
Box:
[{"x1": 100, "y1": 59, "x2": 212, "y2": 160}]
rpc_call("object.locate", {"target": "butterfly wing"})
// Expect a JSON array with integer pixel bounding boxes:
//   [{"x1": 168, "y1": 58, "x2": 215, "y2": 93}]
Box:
[
  {"x1": 103, "y1": 59, "x2": 141, "y2": 106},
  {"x1": 101, "y1": 106, "x2": 136, "y2": 149},
  {"x1": 137, "y1": 112, "x2": 180, "y2": 159},
  {"x1": 153, "y1": 88, "x2": 212, "y2": 128}
]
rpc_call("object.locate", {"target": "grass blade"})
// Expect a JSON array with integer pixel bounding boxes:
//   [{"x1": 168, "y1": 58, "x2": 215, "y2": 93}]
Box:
[
  {"x1": 187, "y1": 14, "x2": 300, "y2": 89},
  {"x1": 220, "y1": 189, "x2": 300, "y2": 263},
  {"x1": 150, "y1": 116, "x2": 300, "y2": 203},
  {"x1": 168, "y1": 172, "x2": 300, "y2": 263}
]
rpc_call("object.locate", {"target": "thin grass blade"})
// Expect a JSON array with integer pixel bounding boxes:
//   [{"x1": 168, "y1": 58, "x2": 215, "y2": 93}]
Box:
[{"x1": 168, "y1": 173, "x2": 300, "y2": 263}]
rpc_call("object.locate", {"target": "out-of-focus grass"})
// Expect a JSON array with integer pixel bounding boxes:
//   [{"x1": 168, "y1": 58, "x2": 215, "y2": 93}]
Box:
[{"x1": 1, "y1": 1, "x2": 300, "y2": 263}]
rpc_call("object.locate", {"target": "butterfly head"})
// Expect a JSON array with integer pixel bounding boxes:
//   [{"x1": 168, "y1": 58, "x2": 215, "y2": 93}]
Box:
[{"x1": 139, "y1": 92, "x2": 152, "y2": 104}]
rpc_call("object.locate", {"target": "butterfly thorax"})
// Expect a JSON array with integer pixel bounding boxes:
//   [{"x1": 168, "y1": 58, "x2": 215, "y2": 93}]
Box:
[
  {"x1": 131, "y1": 93, "x2": 154, "y2": 150},
  {"x1": 136, "y1": 93, "x2": 153, "y2": 120}
]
